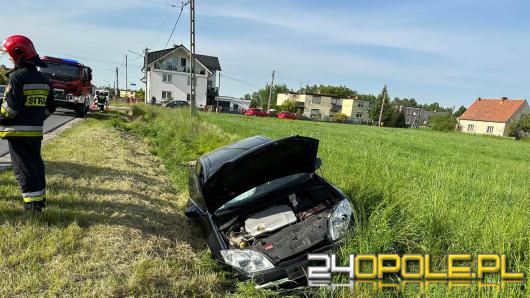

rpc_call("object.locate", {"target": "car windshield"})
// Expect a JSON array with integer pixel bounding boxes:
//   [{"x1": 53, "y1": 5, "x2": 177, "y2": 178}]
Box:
[
  {"x1": 215, "y1": 173, "x2": 310, "y2": 213},
  {"x1": 40, "y1": 61, "x2": 80, "y2": 78}
]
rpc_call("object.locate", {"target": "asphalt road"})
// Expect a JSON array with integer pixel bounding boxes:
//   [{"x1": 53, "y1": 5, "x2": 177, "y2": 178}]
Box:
[{"x1": 0, "y1": 108, "x2": 77, "y2": 157}]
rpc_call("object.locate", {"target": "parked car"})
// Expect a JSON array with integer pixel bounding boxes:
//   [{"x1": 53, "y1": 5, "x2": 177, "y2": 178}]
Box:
[
  {"x1": 163, "y1": 100, "x2": 189, "y2": 108},
  {"x1": 277, "y1": 111, "x2": 297, "y2": 120},
  {"x1": 245, "y1": 108, "x2": 268, "y2": 117},
  {"x1": 185, "y1": 135, "x2": 353, "y2": 288},
  {"x1": 0, "y1": 85, "x2": 6, "y2": 101}
]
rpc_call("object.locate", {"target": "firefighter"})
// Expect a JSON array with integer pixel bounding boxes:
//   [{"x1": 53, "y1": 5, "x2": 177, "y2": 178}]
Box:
[{"x1": 0, "y1": 35, "x2": 55, "y2": 212}]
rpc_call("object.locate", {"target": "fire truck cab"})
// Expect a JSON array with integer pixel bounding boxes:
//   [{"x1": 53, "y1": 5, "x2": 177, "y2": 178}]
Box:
[{"x1": 39, "y1": 56, "x2": 93, "y2": 117}]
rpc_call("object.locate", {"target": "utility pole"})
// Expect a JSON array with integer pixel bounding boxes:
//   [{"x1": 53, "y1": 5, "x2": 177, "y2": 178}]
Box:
[
  {"x1": 115, "y1": 67, "x2": 119, "y2": 97},
  {"x1": 267, "y1": 70, "x2": 275, "y2": 112},
  {"x1": 143, "y1": 47, "x2": 149, "y2": 104},
  {"x1": 125, "y1": 54, "x2": 128, "y2": 98},
  {"x1": 378, "y1": 95, "x2": 385, "y2": 127},
  {"x1": 216, "y1": 72, "x2": 221, "y2": 113},
  {"x1": 189, "y1": 0, "x2": 197, "y2": 115}
]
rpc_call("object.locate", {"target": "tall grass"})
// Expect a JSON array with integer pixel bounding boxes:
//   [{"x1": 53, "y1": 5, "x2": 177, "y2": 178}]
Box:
[{"x1": 121, "y1": 106, "x2": 530, "y2": 297}]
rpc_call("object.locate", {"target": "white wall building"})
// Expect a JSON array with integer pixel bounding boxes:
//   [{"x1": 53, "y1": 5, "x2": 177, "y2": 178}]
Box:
[
  {"x1": 215, "y1": 96, "x2": 251, "y2": 113},
  {"x1": 145, "y1": 45, "x2": 221, "y2": 107}
]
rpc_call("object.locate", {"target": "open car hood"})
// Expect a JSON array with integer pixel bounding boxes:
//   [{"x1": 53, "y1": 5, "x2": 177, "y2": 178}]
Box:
[{"x1": 202, "y1": 135, "x2": 319, "y2": 212}]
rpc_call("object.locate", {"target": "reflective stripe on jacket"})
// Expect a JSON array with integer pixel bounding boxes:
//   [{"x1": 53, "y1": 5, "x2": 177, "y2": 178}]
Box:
[{"x1": 0, "y1": 65, "x2": 55, "y2": 139}]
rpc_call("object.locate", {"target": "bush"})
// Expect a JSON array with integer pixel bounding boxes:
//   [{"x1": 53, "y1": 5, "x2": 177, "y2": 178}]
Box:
[
  {"x1": 427, "y1": 114, "x2": 457, "y2": 131},
  {"x1": 277, "y1": 100, "x2": 298, "y2": 113},
  {"x1": 332, "y1": 113, "x2": 348, "y2": 123},
  {"x1": 508, "y1": 115, "x2": 530, "y2": 140}
]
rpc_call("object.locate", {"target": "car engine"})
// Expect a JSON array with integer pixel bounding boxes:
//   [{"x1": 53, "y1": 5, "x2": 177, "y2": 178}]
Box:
[
  {"x1": 244, "y1": 205, "x2": 297, "y2": 237},
  {"x1": 224, "y1": 192, "x2": 333, "y2": 264}
]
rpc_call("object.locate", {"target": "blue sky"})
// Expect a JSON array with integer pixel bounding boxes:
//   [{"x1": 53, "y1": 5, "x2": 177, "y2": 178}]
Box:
[{"x1": 1, "y1": 0, "x2": 530, "y2": 108}]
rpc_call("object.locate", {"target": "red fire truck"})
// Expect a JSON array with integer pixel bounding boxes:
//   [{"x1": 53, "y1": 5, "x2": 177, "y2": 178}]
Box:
[{"x1": 39, "y1": 56, "x2": 93, "y2": 117}]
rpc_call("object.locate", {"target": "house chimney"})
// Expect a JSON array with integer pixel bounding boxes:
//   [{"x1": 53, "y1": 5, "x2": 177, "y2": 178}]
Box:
[
  {"x1": 477, "y1": 97, "x2": 481, "y2": 101},
  {"x1": 501, "y1": 97, "x2": 508, "y2": 101}
]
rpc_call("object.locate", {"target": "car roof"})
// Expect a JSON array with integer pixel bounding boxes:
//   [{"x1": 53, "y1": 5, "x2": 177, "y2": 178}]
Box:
[{"x1": 199, "y1": 135, "x2": 272, "y2": 180}]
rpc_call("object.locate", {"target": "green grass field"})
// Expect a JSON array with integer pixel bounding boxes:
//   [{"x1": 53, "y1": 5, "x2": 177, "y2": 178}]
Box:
[
  {"x1": 1, "y1": 105, "x2": 529, "y2": 297},
  {"x1": 117, "y1": 105, "x2": 530, "y2": 297}
]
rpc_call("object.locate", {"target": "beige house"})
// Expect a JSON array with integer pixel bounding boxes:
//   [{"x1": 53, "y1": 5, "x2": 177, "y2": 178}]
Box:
[
  {"x1": 458, "y1": 97, "x2": 529, "y2": 136},
  {"x1": 277, "y1": 92, "x2": 372, "y2": 122},
  {"x1": 341, "y1": 99, "x2": 373, "y2": 124},
  {"x1": 276, "y1": 92, "x2": 341, "y2": 120}
]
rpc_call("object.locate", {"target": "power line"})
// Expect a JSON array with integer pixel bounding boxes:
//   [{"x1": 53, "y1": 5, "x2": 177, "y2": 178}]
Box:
[
  {"x1": 221, "y1": 74, "x2": 260, "y2": 89},
  {"x1": 152, "y1": 0, "x2": 179, "y2": 49},
  {"x1": 138, "y1": 0, "x2": 177, "y2": 6},
  {"x1": 150, "y1": 0, "x2": 177, "y2": 48},
  {"x1": 165, "y1": 1, "x2": 188, "y2": 48}
]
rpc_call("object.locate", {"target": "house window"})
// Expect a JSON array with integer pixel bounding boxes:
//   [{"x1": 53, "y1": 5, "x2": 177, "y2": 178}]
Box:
[
  {"x1": 162, "y1": 91, "x2": 172, "y2": 100},
  {"x1": 163, "y1": 73, "x2": 172, "y2": 82},
  {"x1": 467, "y1": 124, "x2": 474, "y2": 132},
  {"x1": 161, "y1": 58, "x2": 177, "y2": 71},
  {"x1": 406, "y1": 118, "x2": 410, "y2": 124},
  {"x1": 187, "y1": 76, "x2": 197, "y2": 86},
  {"x1": 207, "y1": 80, "x2": 213, "y2": 88},
  {"x1": 486, "y1": 126, "x2": 494, "y2": 133},
  {"x1": 310, "y1": 109, "x2": 321, "y2": 118},
  {"x1": 331, "y1": 97, "x2": 341, "y2": 105},
  {"x1": 357, "y1": 102, "x2": 364, "y2": 108},
  {"x1": 355, "y1": 112, "x2": 363, "y2": 118},
  {"x1": 311, "y1": 96, "x2": 321, "y2": 105},
  {"x1": 180, "y1": 58, "x2": 186, "y2": 67}
]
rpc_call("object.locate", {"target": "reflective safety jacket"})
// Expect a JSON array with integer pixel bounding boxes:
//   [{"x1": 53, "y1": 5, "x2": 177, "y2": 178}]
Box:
[{"x1": 0, "y1": 65, "x2": 55, "y2": 138}]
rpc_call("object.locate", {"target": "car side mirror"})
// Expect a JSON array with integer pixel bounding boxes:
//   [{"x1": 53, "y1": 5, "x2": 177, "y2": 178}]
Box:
[
  {"x1": 185, "y1": 204, "x2": 205, "y2": 218},
  {"x1": 315, "y1": 157, "x2": 323, "y2": 169}
]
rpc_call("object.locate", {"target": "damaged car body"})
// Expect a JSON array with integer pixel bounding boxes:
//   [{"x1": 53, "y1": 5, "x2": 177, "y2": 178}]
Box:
[{"x1": 185, "y1": 135, "x2": 353, "y2": 287}]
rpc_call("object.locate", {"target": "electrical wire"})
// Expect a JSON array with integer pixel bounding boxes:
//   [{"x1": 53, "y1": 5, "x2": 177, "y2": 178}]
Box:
[
  {"x1": 151, "y1": 0, "x2": 178, "y2": 48},
  {"x1": 221, "y1": 74, "x2": 261, "y2": 89},
  {"x1": 164, "y1": 1, "x2": 188, "y2": 48}
]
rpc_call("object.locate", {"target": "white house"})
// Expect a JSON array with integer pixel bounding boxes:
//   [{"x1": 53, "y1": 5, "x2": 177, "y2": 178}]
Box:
[{"x1": 145, "y1": 45, "x2": 221, "y2": 107}]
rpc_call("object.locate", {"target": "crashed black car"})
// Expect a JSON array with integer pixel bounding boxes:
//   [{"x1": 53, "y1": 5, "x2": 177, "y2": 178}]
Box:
[{"x1": 185, "y1": 135, "x2": 353, "y2": 288}]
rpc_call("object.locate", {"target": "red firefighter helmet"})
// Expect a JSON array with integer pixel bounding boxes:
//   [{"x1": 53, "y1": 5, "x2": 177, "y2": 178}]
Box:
[{"x1": 1, "y1": 35, "x2": 47, "y2": 67}]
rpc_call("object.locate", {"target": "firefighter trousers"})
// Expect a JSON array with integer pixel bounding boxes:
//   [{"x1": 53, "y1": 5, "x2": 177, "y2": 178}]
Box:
[{"x1": 8, "y1": 138, "x2": 46, "y2": 202}]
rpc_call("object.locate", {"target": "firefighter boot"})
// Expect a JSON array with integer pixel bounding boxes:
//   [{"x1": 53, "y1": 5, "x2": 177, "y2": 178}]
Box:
[{"x1": 23, "y1": 199, "x2": 46, "y2": 212}]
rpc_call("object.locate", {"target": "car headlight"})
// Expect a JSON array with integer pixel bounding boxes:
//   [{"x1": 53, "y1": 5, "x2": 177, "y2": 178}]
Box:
[
  {"x1": 220, "y1": 249, "x2": 274, "y2": 273},
  {"x1": 328, "y1": 199, "x2": 352, "y2": 241}
]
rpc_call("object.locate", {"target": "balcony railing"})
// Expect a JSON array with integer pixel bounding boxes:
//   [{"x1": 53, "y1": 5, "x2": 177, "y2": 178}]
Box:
[
  {"x1": 153, "y1": 63, "x2": 206, "y2": 75},
  {"x1": 207, "y1": 87, "x2": 219, "y2": 97}
]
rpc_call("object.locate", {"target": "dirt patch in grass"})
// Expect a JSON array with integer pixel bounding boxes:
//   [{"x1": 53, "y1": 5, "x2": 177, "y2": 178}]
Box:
[{"x1": 0, "y1": 117, "x2": 228, "y2": 297}]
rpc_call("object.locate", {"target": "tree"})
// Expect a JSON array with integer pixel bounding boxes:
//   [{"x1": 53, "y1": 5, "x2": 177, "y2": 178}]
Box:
[
  {"x1": 427, "y1": 114, "x2": 457, "y2": 131},
  {"x1": 453, "y1": 105, "x2": 467, "y2": 117},
  {"x1": 277, "y1": 100, "x2": 298, "y2": 113},
  {"x1": 370, "y1": 85, "x2": 394, "y2": 126},
  {"x1": 298, "y1": 84, "x2": 357, "y2": 98},
  {"x1": 0, "y1": 65, "x2": 11, "y2": 85},
  {"x1": 391, "y1": 108, "x2": 407, "y2": 128},
  {"x1": 243, "y1": 83, "x2": 290, "y2": 110},
  {"x1": 136, "y1": 88, "x2": 145, "y2": 100},
  {"x1": 392, "y1": 97, "x2": 418, "y2": 108},
  {"x1": 508, "y1": 115, "x2": 530, "y2": 140}
]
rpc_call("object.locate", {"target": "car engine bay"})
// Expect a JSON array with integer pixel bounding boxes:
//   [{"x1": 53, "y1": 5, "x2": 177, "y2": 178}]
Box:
[{"x1": 221, "y1": 182, "x2": 340, "y2": 264}]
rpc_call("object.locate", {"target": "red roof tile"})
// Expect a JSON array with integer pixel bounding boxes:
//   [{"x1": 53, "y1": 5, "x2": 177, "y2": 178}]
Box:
[{"x1": 459, "y1": 98, "x2": 527, "y2": 123}]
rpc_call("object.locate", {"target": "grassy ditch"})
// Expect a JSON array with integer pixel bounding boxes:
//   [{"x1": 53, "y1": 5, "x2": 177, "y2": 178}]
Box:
[
  {"x1": 0, "y1": 114, "x2": 231, "y2": 297},
  {"x1": 117, "y1": 105, "x2": 530, "y2": 297}
]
